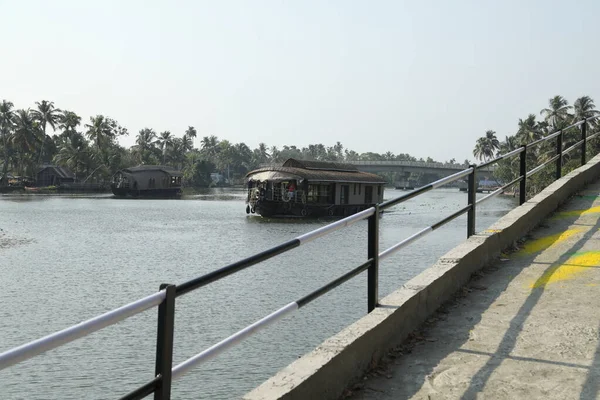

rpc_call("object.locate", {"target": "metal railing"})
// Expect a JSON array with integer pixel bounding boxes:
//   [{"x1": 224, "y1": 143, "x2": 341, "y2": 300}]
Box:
[{"x1": 1, "y1": 117, "x2": 599, "y2": 399}]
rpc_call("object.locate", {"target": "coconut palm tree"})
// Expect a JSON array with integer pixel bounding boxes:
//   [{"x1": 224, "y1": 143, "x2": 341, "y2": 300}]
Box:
[
  {"x1": 32, "y1": 101, "x2": 61, "y2": 164},
  {"x1": 200, "y1": 135, "x2": 219, "y2": 158},
  {"x1": 156, "y1": 131, "x2": 174, "y2": 164},
  {"x1": 53, "y1": 132, "x2": 90, "y2": 179},
  {"x1": 473, "y1": 137, "x2": 494, "y2": 162},
  {"x1": 541, "y1": 96, "x2": 572, "y2": 129},
  {"x1": 167, "y1": 138, "x2": 186, "y2": 169},
  {"x1": 573, "y1": 96, "x2": 600, "y2": 131},
  {"x1": 58, "y1": 111, "x2": 81, "y2": 137},
  {"x1": 135, "y1": 128, "x2": 157, "y2": 164},
  {"x1": 185, "y1": 126, "x2": 197, "y2": 139},
  {"x1": 1, "y1": 100, "x2": 15, "y2": 185},
  {"x1": 517, "y1": 114, "x2": 540, "y2": 143},
  {"x1": 12, "y1": 109, "x2": 42, "y2": 176},
  {"x1": 253, "y1": 142, "x2": 269, "y2": 165},
  {"x1": 85, "y1": 115, "x2": 114, "y2": 152},
  {"x1": 485, "y1": 130, "x2": 500, "y2": 155},
  {"x1": 181, "y1": 134, "x2": 194, "y2": 153}
]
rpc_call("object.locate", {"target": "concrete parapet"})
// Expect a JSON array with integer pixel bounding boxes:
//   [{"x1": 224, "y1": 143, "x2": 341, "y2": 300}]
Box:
[{"x1": 243, "y1": 155, "x2": 600, "y2": 400}]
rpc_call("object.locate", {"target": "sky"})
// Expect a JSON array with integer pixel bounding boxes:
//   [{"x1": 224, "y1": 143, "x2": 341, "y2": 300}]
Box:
[{"x1": 1, "y1": 0, "x2": 600, "y2": 162}]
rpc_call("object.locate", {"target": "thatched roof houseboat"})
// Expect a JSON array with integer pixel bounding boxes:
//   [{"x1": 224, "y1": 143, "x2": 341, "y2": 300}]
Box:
[{"x1": 245, "y1": 158, "x2": 386, "y2": 217}]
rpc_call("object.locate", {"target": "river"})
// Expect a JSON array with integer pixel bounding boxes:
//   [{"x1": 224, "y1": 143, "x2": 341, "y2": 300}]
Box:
[{"x1": 0, "y1": 188, "x2": 516, "y2": 399}]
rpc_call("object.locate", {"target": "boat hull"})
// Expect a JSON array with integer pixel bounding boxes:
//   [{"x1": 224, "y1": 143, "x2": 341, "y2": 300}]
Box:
[
  {"x1": 247, "y1": 200, "x2": 372, "y2": 218},
  {"x1": 111, "y1": 185, "x2": 181, "y2": 198}
]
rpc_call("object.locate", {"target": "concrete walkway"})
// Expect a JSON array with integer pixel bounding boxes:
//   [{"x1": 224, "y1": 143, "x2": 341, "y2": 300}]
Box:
[{"x1": 345, "y1": 181, "x2": 600, "y2": 400}]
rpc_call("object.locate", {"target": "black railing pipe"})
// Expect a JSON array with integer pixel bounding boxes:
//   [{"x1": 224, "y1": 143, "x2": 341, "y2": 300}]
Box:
[
  {"x1": 119, "y1": 377, "x2": 161, "y2": 400},
  {"x1": 296, "y1": 260, "x2": 373, "y2": 308},
  {"x1": 367, "y1": 205, "x2": 380, "y2": 312},
  {"x1": 519, "y1": 145, "x2": 527, "y2": 205},
  {"x1": 467, "y1": 165, "x2": 476, "y2": 237},
  {"x1": 154, "y1": 284, "x2": 176, "y2": 400},
  {"x1": 582, "y1": 121, "x2": 588, "y2": 165},
  {"x1": 176, "y1": 240, "x2": 300, "y2": 297},
  {"x1": 556, "y1": 131, "x2": 563, "y2": 179}
]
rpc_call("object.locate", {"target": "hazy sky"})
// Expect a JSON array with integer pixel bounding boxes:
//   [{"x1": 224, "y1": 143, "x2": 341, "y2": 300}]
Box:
[{"x1": 1, "y1": 0, "x2": 599, "y2": 162}]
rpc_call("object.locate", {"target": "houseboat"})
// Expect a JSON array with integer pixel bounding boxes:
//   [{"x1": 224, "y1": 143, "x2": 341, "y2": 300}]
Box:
[
  {"x1": 245, "y1": 159, "x2": 386, "y2": 217},
  {"x1": 111, "y1": 165, "x2": 182, "y2": 198}
]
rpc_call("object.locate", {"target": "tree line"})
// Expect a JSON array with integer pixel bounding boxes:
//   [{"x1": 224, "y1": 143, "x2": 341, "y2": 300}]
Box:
[
  {"x1": 0, "y1": 99, "x2": 449, "y2": 188},
  {"x1": 472, "y1": 95, "x2": 600, "y2": 197}
]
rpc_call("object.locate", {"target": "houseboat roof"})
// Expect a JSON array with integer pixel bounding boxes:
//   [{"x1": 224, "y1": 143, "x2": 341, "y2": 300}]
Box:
[
  {"x1": 120, "y1": 165, "x2": 183, "y2": 176},
  {"x1": 246, "y1": 158, "x2": 386, "y2": 184}
]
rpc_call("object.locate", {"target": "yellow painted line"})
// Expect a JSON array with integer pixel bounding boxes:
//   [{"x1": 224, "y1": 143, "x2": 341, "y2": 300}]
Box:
[
  {"x1": 530, "y1": 251, "x2": 600, "y2": 288},
  {"x1": 518, "y1": 228, "x2": 583, "y2": 255},
  {"x1": 554, "y1": 205, "x2": 600, "y2": 219}
]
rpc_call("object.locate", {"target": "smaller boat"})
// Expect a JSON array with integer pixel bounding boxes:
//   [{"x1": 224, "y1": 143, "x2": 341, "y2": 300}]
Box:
[{"x1": 111, "y1": 166, "x2": 182, "y2": 198}]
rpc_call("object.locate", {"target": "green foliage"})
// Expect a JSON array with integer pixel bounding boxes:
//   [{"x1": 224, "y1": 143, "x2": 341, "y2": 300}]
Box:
[
  {"x1": 473, "y1": 95, "x2": 600, "y2": 200},
  {"x1": 1, "y1": 99, "x2": 449, "y2": 188}
]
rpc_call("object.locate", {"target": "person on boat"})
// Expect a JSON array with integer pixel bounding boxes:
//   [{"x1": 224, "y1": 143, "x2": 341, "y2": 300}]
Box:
[{"x1": 288, "y1": 181, "x2": 296, "y2": 200}]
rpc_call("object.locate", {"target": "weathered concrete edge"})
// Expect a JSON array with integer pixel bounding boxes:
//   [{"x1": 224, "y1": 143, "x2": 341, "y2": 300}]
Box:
[{"x1": 243, "y1": 154, "x2": 600, "y2": 400}]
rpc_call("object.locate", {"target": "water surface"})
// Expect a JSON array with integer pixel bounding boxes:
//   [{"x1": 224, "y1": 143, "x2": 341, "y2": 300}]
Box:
[{"x1": 0, "y1": 188, "x2": 516, "y2": 399}]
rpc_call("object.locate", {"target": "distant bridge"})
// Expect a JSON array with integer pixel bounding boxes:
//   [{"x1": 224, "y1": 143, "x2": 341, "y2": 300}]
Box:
[{"x1": 345, "y1": 160, "x2": 496, "y2": 175}]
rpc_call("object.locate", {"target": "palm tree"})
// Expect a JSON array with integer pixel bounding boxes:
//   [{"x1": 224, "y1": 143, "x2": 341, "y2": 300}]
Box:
[
  {"x1": 253, "y1": 142, "x2": 269, "y2": 165},
  {"x1": 200, "y1": 135, "x2": 219, "y2": 158},
  {"x1": 156, "y1": 131, "x2": 174, "y2": 164},
  {"x1": 53, "y1": 132, "x2": 90, "y2": 179},
  {"x1": 12, "y1": 109, "x2": 42, "y2": 176},
  {"x1": 485, "y1": 130, "x2": 500, "y2": 155},
  {"x1": 185, "y1": 126, "x2": 197, "y2": 139},
  {"x1": 85, "y1": 115, "x2": 114, "y2": 151},
  {"x1": 517, "y1": 114, "x2": 540, "y2": 143},
  {"x1": 181, "y1": 134, "x2": 194, "y2": 153},
  {"x1": 473, "y1": 137, "x2": 494, "y2": 162},
  {"x1": 32, "y1": 101, "x2": 61, "y2": 164},
  {"x1": 541, "y1": 95, "x2": 572, "y2": 129},
  {"x1": 167, "y1": 138, "x2": 186, "y2": 169},
  {"x1": 58, "y1": 111, "x2": 81, "y2": 137},
  {"x1": 0, "y1": 100, "x2": 15, "y2": 185},
  {"x1": 573, "y1": 96, "x2": 600, "y2": 131},
  {"x1": 32, "y1": 101, "x2": 61, "y2": 135},
  {"x1": 135, "y1": 128, "x2": 157, "y2": 164}
]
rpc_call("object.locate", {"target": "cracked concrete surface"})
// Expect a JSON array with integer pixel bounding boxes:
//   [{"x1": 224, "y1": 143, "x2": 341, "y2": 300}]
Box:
[{"x1": 345, "y1": 182, "x2": 600, "y2": 400}]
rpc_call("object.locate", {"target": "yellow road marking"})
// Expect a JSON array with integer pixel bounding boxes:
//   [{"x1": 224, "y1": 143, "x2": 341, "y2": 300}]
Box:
[
  {"x1": 518, "y1": 228, "x2": 583, "y2": 255},
  {"x1": 530, "y1": 251, "x2": 600, "y2": 288},
  {"x1": 553, "y1": 205, "x2": 600, "y2": 218}
]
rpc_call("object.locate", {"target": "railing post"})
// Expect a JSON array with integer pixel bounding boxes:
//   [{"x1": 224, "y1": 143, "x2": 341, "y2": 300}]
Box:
[
  {"x1": 556, "y1": 130, "x2": 563, "y2": 179},
  {"x1": 466, "y1": 165, "x2": 476, "y2": 237},
  {"x1": 367, "y1": 204, "x2": 379, "y2": 313},
  {"x1": 582, "y1": 120, "x2": 587, "y2": 165},
  {"x1": 519, "y1": 145, "x2": 527, "y2": 205},
  {"x1": 155, "y1": 284, "x2": 176, "y2": 400}
]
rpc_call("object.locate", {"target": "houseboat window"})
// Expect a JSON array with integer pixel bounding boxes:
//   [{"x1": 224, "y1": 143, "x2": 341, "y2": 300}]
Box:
[
  {"x1": 358, "y1": 183, "x2": 361, "y2": 195},
  {"x1": 377, "y1": 186, "x2": 381, "y2": 196},
  {"x1": 341, "y1": 185, "x2": 349, "y2": 205},
  {"x1": 353, "y1": 184, "x2": 356, "y2": 195},
  {"x1": 308, "y1": 184, "x2": 331, "y2": 203}
]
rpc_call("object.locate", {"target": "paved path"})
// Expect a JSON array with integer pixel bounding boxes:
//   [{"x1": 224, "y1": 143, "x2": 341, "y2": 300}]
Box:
[{"x1": 345, "y1": 181, "x2": 600, "y2": 400}]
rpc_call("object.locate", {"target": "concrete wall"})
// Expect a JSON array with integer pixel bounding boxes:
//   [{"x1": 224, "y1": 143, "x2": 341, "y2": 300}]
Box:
[{"x1": 243, "y1": 154, "x2": 600, "y2": 400}]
